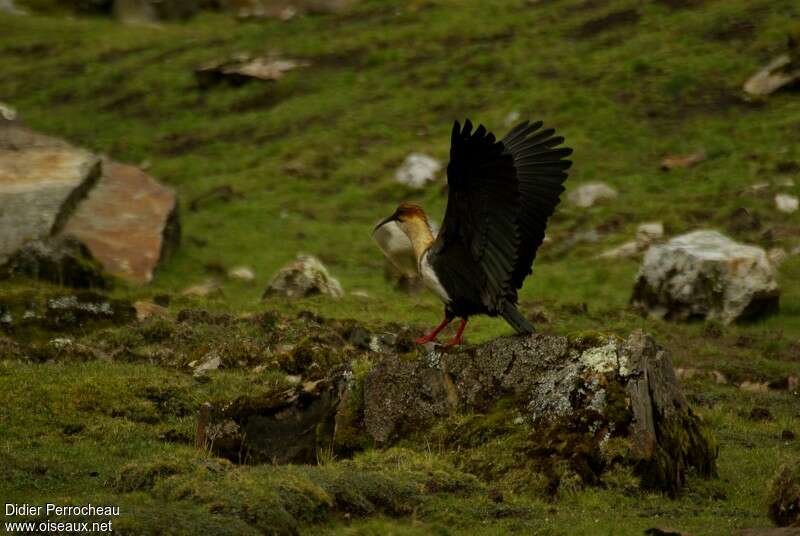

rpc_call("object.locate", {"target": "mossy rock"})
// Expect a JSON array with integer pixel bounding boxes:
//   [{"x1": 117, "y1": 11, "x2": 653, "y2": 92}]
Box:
[{"x1": 768, "y1": 460, "x2": 800, "y2": 527}]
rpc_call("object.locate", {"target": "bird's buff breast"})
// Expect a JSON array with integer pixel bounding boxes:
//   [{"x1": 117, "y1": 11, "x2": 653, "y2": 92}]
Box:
[{"x1": 419, "y1": 250, "x2": 451, "y2": 303}]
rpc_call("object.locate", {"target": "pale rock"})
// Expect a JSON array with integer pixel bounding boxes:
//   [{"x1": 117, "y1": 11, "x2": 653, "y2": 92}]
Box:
[
  {"x1": 775, "y1": 193, "x2": 799, "y2": 214},
  {"x1": 0, "y1": 126, "x2": 101, "y2": 264},
  {"x1": 636, "y1": 222, "x2": 664, "y2": 249},
  {"x1": 182, "y1": 280, "x2": 221, "y2": 297},
  {"x1": 134, "y1": 300, "x2": 168, "y2": 321},
  {"x1": 631, "y1": 230, "x2": 780, "y2": 323},
  {"x1": 0, "y1": 102, "x2": 18, "y2": 122},
  {"x1": 503, "y1": 110, "x2": 521, "y2": 127},
  {"x1": 598, "y1": 241, "x2": 639, "y2": 259},
  {"x1": 743, "y1": 54, "x2": 800, "y2": 97},
  {"x1": 567, "y1": 182, "x2": 618, "y2": 208},
  {"x1": 193, "y1": 351, "x2": 222, "y2": 377},
  {"x1": 394, "y1": 153, "x2": 442, "y2": 189},
  {"x1": 768, "y1": 248, "x2": 788, "y2": 268},
  {"x1": 0, "y1": 0, "x2": 24, "y2": 13},
  {"x1": 228, "y1": 266, "x2": 255, "y2": 282},
  {"x1": 263, "y1": 254, "x2": 344, "y2": 299}
]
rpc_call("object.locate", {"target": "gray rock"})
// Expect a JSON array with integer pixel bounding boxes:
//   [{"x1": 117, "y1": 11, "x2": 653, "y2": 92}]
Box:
[
  {"x1": 263, "y1": 254, "x2": 343, "y2": 299},
  {"x1": 567, "y1": 181, "x2": 618, "y2": 208},
  {"x1": 394, "y1": 153, "x2": 442, "y2": 189},
  {"x1": 632, "y1": 230, "x2": 779, "y2": 323},
  {"x1": 0, "y1": 126, "x2": 101, "y2": 265},
  {"x1": 744, "y1": 54, "x2": 800, "y2": 97},
  {"x1": 195, "y1": 54, "x2": 309, "y2": 89},
  {"x1": 361, "y1": 331, "x2": 717, "y2": 493},
  {"x1": 775, "y1": 193, "x2": 799, "y2": 214}
]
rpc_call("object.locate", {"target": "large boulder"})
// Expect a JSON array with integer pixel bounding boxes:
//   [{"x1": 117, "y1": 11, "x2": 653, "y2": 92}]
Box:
[
  {"x1": 0, "y1": 125, "x2": 101, "y2": 265},
  {"x1": 263, "y1": 254, "x2": 344, "y2": 299},
  {"x1": 0, "y1": 124, "x2": 179, "y2": 285},
  {"x1": 631, "y1": 230, "x2": 779, "y2": 323},
  {"x1": 61, "y1": 161, "x2": 180, "y2": 283}
]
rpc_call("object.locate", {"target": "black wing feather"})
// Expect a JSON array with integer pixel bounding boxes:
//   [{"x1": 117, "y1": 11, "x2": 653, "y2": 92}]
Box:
[
  {"x1": 501, "y1": 121, "x2": 572, "y2": 291},
  {"x1": 439, "y1": 119, "x2": 521, "y2": 312},
  {"x1": 437, "y1": 118, "x2": 571, "y2": 312}
]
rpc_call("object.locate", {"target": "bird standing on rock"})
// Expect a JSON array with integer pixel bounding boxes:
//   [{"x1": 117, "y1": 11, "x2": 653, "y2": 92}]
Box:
[{"x1": 373, "y1": 119, "x2": 572, "y2": 346}]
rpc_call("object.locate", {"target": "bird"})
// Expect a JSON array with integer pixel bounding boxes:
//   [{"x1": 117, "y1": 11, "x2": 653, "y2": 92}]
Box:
[{"x1": 373, "y1": 119, "x2": 572, "y2": 346}]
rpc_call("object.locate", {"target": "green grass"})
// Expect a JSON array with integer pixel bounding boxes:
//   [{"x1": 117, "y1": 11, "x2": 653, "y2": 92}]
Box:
[{"x1": 2, "y1": 0, "x2": 800, "y2": 533}]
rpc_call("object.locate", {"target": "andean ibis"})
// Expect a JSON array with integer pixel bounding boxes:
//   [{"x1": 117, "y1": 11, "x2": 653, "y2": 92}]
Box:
[{"x1": 373, "y1": 119, "x2": 572, "y2": 345}]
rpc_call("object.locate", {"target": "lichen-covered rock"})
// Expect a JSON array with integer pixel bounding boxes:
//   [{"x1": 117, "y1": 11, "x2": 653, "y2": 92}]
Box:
[
  {"x1": 0, "y1": 236, "x2": 108, "y2": 288},
  {"x1": 631, "y1": 230, "x2": 779, "y2": 323},
  {"x1": 769, "y1": 461, "x2": 800, "y2": 527},
  {"x1": 263, "y1": 254, "x2": 344, "y2": 299},
  {"x1": 362, "y1": 331, "x2": 717, "y2": 494}
]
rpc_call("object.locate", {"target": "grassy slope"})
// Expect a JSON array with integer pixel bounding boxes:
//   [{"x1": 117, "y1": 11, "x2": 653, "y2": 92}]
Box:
[{"x1": 1, "y1": 0, "x2": 800, "y2": 534}]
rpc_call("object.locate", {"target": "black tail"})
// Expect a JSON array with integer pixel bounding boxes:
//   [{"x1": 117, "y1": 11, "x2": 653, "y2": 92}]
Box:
[{"x1": 501, "y1": 302, "x2": 535, "y2": 335}]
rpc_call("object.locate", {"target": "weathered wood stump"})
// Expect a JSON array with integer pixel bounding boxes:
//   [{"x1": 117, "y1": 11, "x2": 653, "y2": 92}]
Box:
[{"x1": 198, "y1": 330, "x2": 717, "y2": 494}]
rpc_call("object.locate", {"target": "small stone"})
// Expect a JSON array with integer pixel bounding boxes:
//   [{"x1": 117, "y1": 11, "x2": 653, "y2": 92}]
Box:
[
  {"x1": 744, "y1": 54, "x2": 800, "y2": 97},
  {"x1": 193, "y1": 352, "x2": 221, "y2": 377},
  {"x1": 636, "y1": 222, "x2": 664, "y2": 248},
  {"x1": 740, "y1": 381, "x2": 770, "y2": 393},
  {"x1": 747, "y1": 182, "x2": 771, "y2": 196},
  {"x1": 710, "y1": 370, "x2": 728, "y2": 384},
  {"x1": 503, "y1": 111, "x2": 521, "y2": 127},
  {"x1": 598, "y1": 241, "x2": 639, "y2": 259},
  {"x1": 0, "y1": 0, "x2": 24, "y2": 14},
  {"x1": 567, "y1": 182, "x2": 618, "y2": 208},
  {"x1": 769, "y1": 248, "x2": 788, "y2": 268},
  {"x1": 263, "y1": 254, "x2": 343, "y2": 299},
  {"x1": 775, "y1": 194, "x2": 799, "y2": 214},
  {"x1": 182, "y1": 280, "x2": 221, "y2": 297},
  {"x1": 394, "y1": 153, "x2": 442, "y2": 189},
  {"x1": 195, "y1": 54, "x2": 309, "y2": 89},
  {"x1": 228, "y1": 266, "x2": 255, "y2": 282},
  {"x1": 0, "y1": 102, "x2": 18, "y2": 121},
  {"x1": 134, "y1": 301, "x2": 167, "y2": 321},
  {"x1": 660, "y1": 150, "x2": 706, "y2": 171}
]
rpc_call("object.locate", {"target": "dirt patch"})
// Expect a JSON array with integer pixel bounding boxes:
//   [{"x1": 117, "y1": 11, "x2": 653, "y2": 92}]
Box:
[{"x1": 573, "y1": 8, "x2": 640, "y2": 38}]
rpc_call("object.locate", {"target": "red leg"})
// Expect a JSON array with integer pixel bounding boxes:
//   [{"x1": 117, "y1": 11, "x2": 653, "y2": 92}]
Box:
[
  {"x1": 444, "y1": 318, "x2": 468, "y2": 346},
  {"x1": 415, "y1": 316, "x2": 452, "y2": 344}
]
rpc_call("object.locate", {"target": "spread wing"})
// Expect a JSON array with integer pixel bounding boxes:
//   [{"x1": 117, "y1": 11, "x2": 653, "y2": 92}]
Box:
[
  {"x1": 438, "y1": 119, "x2": 522, "y2": 311},
  {"x1": 501, "y1": 120, "x2": 572, "y2": 290},
  {"x1": 437, "y1": 119, "x2": 572, "y2": 310}
]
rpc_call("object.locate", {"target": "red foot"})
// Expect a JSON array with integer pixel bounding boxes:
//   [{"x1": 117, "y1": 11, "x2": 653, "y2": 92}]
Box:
[
  {"x1": 415, "y1": 316, "x2": 453, "y2": 345},
  {"x1": 443, "y1": 319, "x2": 468, "y2": 347}
]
